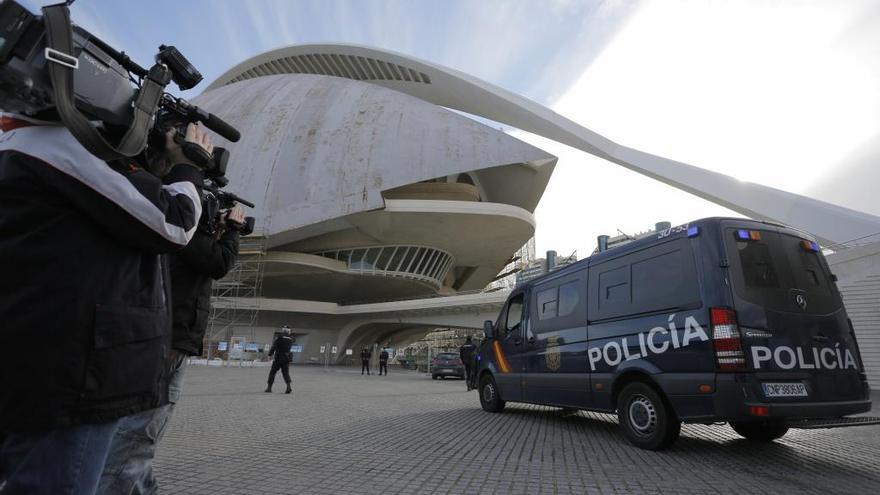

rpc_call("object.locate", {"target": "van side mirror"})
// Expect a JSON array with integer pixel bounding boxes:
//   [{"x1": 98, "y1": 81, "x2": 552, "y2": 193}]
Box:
[{"x1": 483, "y1": 320, "x2": 495, "y2": 340}]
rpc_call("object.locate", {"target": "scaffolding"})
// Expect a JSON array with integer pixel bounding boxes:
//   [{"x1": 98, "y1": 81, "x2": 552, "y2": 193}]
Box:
[{"x1": 205, "y1": 235, "x2": 267, "y2": 358}]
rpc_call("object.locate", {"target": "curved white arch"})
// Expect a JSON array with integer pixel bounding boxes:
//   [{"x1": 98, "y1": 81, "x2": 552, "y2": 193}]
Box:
[{"x1": 207, "y1": 43, "x2": 880, "y2": 246}]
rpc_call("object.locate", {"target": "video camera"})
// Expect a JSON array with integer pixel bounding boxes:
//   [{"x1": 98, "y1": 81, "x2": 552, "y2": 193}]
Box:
[
  {"x1": 0, "y1": 0, "x2": 256, "y2": 233},
  {"x1": 149, "y1": 103, "x2": 256, "y2": 237},
  {"x1": 200, "y1": 174, "x2": 256, "y2": 237}
]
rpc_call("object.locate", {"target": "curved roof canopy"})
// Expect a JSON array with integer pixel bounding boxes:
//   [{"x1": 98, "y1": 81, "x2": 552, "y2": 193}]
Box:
[{"x1": 207, "y1": 43, "x2": 880, "y2": 247}]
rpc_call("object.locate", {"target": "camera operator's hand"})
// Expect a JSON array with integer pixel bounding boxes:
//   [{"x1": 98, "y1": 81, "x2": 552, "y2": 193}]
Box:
[
  {"x1": 165, "y1": 123, "x2": 213, "y2": 169},
  {"x1": 224, "y1": 205, "x2": 246, "y2": 229}
]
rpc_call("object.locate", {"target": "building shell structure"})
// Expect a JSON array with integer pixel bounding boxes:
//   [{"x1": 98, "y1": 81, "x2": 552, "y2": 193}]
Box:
[{"x1": 195, "y1": 64, "x2": 554, "y2": 359}]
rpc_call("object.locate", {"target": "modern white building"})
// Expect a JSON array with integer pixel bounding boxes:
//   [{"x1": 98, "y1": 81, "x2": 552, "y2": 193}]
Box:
[
  {"x1": 198, "y1": 43, "x2": 880, "y2": 382},
  {"x1": 194, "y1": 59, "x2": 555, "y2": 361}
]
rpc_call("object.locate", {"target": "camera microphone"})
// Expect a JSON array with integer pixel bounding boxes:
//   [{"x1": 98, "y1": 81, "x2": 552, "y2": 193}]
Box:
[
  {"x1": 174, "y1": 98, "x2": 240, "y2": 143},
  {"x1": 202, "y1": 111, "x2": 241, "y2": 143}
]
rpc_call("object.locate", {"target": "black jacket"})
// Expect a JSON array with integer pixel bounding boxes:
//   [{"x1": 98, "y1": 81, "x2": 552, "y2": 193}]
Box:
[
  {"x1": 460, "y1": 343, "x2": 477, "y2": 363},
  {"x1": 169, "y1": 226, "x2": 239, "y2": 355},
  {"x1": 0, "y1": 125, "x2": 202, "y2": 433},
  {"x1": 269, "y1": 335, "x2": 294, "y2": 363},
  {"x1": 360, "y1": 349, "x2": 372, "y2": 361},
  {"x1": 379, "y1": 351, "x2": 389, "y2": 363}
]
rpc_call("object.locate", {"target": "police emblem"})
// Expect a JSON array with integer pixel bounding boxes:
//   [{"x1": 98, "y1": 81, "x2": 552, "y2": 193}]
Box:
[{"x1": 545, "y1": 336, "x2": 561, "y2": 371}]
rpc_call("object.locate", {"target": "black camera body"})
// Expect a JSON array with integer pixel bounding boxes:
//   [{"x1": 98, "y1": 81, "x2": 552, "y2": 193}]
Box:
[
  {"x1": 0, "y1": 1, "x2": 240, "y2": 147},
  {"x1": 0, "y1": 1, "x2": 135, "y2": 126},
  {"x1": 200, "y1": 182, "x2": 256, "y2": 237},
  {"x1": 0, "y1": 0, "x2": 256, "y2": 236}
]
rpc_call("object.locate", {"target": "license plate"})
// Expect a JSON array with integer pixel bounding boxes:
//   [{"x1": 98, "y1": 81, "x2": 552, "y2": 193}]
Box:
[{"x1": 762, "y1": 382, "x2": 807, "y2": 397}]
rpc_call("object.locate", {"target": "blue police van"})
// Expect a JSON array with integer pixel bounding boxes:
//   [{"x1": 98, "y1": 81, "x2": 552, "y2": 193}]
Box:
[{"x1": 475, "y1": 217, "x2": 878, "y2": 450}]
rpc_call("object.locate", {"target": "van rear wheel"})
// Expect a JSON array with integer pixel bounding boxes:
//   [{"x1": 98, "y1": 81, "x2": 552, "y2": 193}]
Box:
[
  {"x1": 730, "y1": 421, "x2": 789, "y2": 442},
  {"x1": 617, "y1": 382, "x2": 680, "y2": 450},
  {"x1": 479, "y1": 374, "x2": 505, "y2": 413}
]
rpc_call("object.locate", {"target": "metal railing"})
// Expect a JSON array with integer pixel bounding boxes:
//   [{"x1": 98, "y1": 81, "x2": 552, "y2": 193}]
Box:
[{"x1": 312, "y1": 244, "x2": 454, "y2": 290}]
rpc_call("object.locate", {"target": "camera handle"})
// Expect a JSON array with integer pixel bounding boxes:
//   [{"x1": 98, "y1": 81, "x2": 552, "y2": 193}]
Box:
[
  {"x1": 180, "y1": 141, "x2": 213, "y2": 169},
  {"x1": 42, "y1": 4, "x2": 170, "y2": 160}
]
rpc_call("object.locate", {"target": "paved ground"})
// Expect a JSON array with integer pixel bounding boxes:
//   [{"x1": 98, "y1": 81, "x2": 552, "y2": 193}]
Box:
[{"x1": 155, "y1": 364, "x2": 880, "y2": 494}]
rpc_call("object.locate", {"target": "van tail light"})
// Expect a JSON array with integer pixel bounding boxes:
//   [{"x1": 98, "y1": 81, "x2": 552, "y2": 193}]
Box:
[
  {"x1": 749, "y1": 406, "x2": 769, "y2": 417},
  {"x1": 711, "y1": 307, "x2": 746, "y2": 371}
]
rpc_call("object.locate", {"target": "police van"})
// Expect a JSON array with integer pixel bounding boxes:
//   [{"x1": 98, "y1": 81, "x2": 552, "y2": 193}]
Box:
[{"x1": 475, "y1": 217, "x2": 878, "y2": 450}]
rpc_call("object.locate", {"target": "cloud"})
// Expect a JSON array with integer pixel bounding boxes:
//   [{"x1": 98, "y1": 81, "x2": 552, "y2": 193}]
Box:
[
  {"x1": 806, "y1": 132, "x2": 880, "y2": 218},
  {"x1": 514, "y1": 0, "x2": 880, "y2": 255}
]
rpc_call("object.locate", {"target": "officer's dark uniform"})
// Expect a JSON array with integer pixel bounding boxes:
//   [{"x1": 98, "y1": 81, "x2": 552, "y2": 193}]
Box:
[
  {"x1": 360, "y1": 348, "x2": 372, "y2": 375},
  {"x1": 378, "y1": 349, "x2": 389, "y2": 376},
  {"x1": 266, "y1": 333, "x2": 294, "y2": 393},
  {"x1": 460, "y1": 337, "x2": 478, "y2": 390}
]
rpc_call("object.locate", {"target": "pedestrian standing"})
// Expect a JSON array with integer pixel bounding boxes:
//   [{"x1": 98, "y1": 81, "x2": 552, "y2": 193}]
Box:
[
  {"x1": 360, "y1": 347, "x2": 372, "y2": 375},
  {"x1": 266, "y1": 326, "x2": 294, "y2": 394},
  {"x1": 378, "y1": 348, "x2": 389, "y2": 376},
  {"x1": 460, "y1": 336, "x2": 478, "y2": 391}
]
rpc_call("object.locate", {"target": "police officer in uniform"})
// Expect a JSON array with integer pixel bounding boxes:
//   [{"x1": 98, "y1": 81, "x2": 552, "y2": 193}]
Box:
[
  {"x1": 266, "y1": 326, "x2": 294, "y2": 394},
  {"x1": 360, "y1": 347, "x2": 372, "y2": 375},
  {"x1": 378, "y1": 348, "x2": 390, "y2": 376},
  {"x1": 460, "y1": 336, "x2": 478, "y2": 390}
]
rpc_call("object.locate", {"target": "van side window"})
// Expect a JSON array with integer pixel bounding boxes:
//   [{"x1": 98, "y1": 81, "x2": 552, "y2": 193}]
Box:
[
  {"x1": 558, "y1": 281, "x2": 579, "y2": 317},
  {"x1": 632, "y1": 249, "x2": 691, "y2": 307},
  {"x1": 530, "y1": 270, "x2": 587, "y2": 334},
  {"x1": 537, "y1": 287, "x2": 557, "y2": 320},
  {"x1": 590, "y1": 239, "x2": 700, "y2": 321},
  {"x1": 599, "y1": 265, "x2": 630, "y2": 309},
  {"x1": 506, "y1": 295, "x2": 524, "y2": 334}
]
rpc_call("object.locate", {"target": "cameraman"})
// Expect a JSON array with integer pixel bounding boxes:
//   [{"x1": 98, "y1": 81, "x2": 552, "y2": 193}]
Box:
[
  {"x1": 0, "y1": 118, "x2": 207, "y2": 494},
  {"x1": 100, "y1": 185, "x2": 245, "y2": 493}
]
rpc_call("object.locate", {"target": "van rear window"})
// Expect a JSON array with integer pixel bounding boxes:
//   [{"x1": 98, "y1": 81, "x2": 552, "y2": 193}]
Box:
[
  {"x1": 737, "y1": 241, "x2": 780, "y2": 289},
  {"x1": 726, "y1": 229, "x2": 839, "y2": 313}
]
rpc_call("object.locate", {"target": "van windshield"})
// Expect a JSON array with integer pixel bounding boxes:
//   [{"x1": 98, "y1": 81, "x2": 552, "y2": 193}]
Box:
[{"x1": 725, "y1": 228, "x2": 840, "y2": 314}]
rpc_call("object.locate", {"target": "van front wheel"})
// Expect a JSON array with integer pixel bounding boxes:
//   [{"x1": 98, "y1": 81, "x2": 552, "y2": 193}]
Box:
[
  {"x1": 479, "y1": 374, "x2": 505, "y2": 413},
  {"x1": 617, "y1": 382, "x2": 680, "y2": 450},
  {"x1": 730, "y1": 421, "x2": 788, "y2": 442}
]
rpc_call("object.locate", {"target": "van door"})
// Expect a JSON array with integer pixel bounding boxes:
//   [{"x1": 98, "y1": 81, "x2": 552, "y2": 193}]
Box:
[
  {"x1": 523, "y1": 271, "x2": 589, "y2": 407},
  {"x1": 721, "y1": 221, "x2": 865, "y2": 403},
  {"x1": 493, "y1": 292, "x2": 526, "y2": 402}
]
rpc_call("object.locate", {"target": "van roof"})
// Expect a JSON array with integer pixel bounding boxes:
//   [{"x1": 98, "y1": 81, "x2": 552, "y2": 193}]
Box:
[{"x1": 519, "y1": 217, "x2": 812, "y2": 288}]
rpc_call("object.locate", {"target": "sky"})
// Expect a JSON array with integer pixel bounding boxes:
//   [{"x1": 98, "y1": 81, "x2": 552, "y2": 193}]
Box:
[{"x1": 20, "y1": 0, "x2": 880, "y2": 257}]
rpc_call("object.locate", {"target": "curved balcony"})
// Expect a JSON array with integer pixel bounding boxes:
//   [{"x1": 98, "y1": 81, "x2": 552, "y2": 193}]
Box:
[
  {"x1": 382, "y1": 182, "x2": 481, "y2": 202},
  {"x1": 312, "y1": 245, "x2": 454, "y2": 290}
]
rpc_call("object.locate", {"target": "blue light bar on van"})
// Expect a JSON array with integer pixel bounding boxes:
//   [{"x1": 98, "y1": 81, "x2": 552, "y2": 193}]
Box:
[
  {"x1": 736, "y1": 230, "x2": 761, "y2": 241},
  {"x1": 687, "y1": 226, "x2": 700, "y2": 237},
  {"x1": 801, "y1": 240, "x2": 819, "y2": 252}
]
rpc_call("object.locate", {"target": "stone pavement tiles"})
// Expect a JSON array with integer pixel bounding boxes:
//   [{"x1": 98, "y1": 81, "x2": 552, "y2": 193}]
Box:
[{"x1": 154, "y1": 365, "x2": 880, "y2": 494}]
